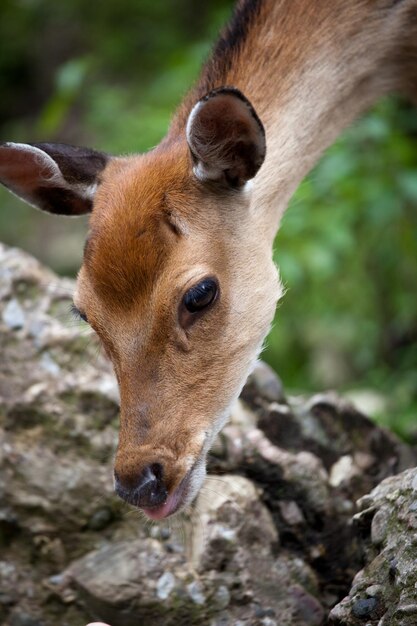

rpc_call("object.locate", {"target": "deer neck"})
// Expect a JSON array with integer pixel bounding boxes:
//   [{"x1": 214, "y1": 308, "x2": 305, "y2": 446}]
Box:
[{"x1": 169, "y1": 0, "x2": 415, "y2": 244}]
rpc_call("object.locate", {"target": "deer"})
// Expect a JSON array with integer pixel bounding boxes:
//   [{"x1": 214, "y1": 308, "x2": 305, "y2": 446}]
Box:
[{"x1": 0, "y1": 0, "x2": 416, "y2": 521}]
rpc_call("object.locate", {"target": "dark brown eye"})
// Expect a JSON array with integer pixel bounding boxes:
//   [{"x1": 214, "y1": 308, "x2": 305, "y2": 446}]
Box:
[
  {"x1": 71, "y1": 304, "x2": 88, "y2": 324},
  {"x1": 182, "y1": 278, "x2": 218, "y2": 314},
  {"x1": 79, "y1": 310, "x2": 89, "y2": 323}
]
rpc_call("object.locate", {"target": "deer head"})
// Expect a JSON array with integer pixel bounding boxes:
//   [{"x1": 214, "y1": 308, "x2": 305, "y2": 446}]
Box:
[{"x1": 0, "y1": 88, "x2": 282, "y2": 518}]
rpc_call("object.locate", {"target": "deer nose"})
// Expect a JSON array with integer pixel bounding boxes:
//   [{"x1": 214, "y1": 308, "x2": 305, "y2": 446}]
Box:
[{"x1": 114, "y1": 463, "x2": 168, "y2": 509}]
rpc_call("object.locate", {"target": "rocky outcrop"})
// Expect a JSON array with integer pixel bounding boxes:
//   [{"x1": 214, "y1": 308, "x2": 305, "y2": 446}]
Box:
[
  {"x1": 329, "y1": 469, "x2": 417, "y2": 625},
  {"x1": 0, "y1": 242, "x2": 416, "y2": 626}
]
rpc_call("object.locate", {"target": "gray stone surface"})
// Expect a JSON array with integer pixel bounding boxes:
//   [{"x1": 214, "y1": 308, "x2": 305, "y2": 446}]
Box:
[
  {"x1": 329, "y1": 468, "x2": 417, "y2": 625},
  {"x1": 0, "y1": 242, "x2": 416, "y2": 626}
]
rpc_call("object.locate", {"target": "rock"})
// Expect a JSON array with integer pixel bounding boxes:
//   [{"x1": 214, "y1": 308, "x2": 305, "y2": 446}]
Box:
[
  {"x1": 189, "y1": 475, "x2": 325, "y2": 624},
  {"x1": 156, "y1": 572, "x2": 176, "y2": 600},
  {"x1": 187, "y1": 581, "x2": 206, "y2": 606},
  {"x1": 1, "y1": 242, "x2": 417, "y2": 626},
  {"x1": 370, "y1": 507, "x2": 389, "y2": 546},
  {"x1": 87, "y1": 507, "x2": 114, "y2": 531},
  {"x1": 67, "y1": 539, "x2": 204, "y2": 626},
  {"x1": 351, "y1": 597, "x2": 379, "y2": 618},
  {"x1": 242, "y1": 360, "x2": 286, "y2": 403},
  {"x1": 191, "y1": 474, "x2": 278, "y2": 571},
  {"x1": 329, "y1": 467, "x2": 417, "y2": 625},
  {"x1": 290, "y1": 585, "x2": 325, "y2": 625},
  {"x1": 329, "y1": 455, "x2": 359, "y2": 487},
  {"x1": 2, "y1": 299, "x2": 25, "y2": 330},
  {"x1": 66, "y1": 536, "x2": 244, "y2": 626},
  {"x1": 278, "y1": 500, "x2": 305, "y2": 526},
  {"x1": 9, "y1": 612, "x2": 44, "y2": 626},
  {"x1": 212, "y1": 586, "x2": 230, "y2": 611}
]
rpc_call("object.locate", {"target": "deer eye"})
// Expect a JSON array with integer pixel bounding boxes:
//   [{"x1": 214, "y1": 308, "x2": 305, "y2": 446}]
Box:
[
  {"x1": 183, "y1": 278, "x2": 218, "y2": 313},
  {"x1": 71, "y1": 304, "x2": 89, "y2": 324}
]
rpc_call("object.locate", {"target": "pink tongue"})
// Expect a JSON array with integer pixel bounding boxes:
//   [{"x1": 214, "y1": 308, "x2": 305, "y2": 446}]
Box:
[{"x1": 143, "y1": 493, "x2": 176, "y2": 520}]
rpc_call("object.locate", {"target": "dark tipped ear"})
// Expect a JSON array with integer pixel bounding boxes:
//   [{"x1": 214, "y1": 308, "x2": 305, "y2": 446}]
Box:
[
  {"x1": 186, "y1": 87, "x2": 266, "y2": 188},
  {"x1": 0, "y1": 142, "x2": 110, "y2": 216}
]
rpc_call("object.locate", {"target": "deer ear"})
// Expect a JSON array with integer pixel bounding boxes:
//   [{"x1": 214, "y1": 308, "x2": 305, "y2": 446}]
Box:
[
  {"x1": 186, "y1": 87, "x2": 266, "y2": 188},
  {"x1": 0, "y1": 142, "x2": 110, "y2": 216}
]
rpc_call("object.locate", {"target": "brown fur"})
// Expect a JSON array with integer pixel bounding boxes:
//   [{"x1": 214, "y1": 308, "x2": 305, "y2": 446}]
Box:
[
  {"x1": 76, "y1": 141, "x2": 276, "y2": 496},
  {"x1": 70, "y1": 0, "x2": 417, "y2": 510},
  {"x1": 170, "y1": 0, "x2": 417, "y2": 135}
]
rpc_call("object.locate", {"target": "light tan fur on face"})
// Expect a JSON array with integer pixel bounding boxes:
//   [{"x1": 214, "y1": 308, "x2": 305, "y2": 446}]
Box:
[
  {"x1": 74, "y1": 0, "x2": 416, "y2": 511},
  {"x1": 75, "y1": 142, "x2": 281, "y2": 498}
]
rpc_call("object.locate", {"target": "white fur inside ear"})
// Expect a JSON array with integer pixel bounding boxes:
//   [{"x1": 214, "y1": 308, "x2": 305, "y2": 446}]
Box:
[
  {"x1": 185, "y1": 101, "x2": 203, "y2": 149},
  {"x1": 2, "y1": 142, "x2": 98, "y2": 208},
  {"x1": 193, "y1": 161, "x2": 222, "y2": 182},
  {"x1": 185, "y1": 90, "x2": 265, "y2": 186},
  {"x1": 4, "y1": 142, "x2": 67, "y2": 186},
  {"x1": 82, "y1": 181, "x2": 98, "y2": 200},
  {"x1": 186, "y1": 101, "x2": 226, "y2": 183}
]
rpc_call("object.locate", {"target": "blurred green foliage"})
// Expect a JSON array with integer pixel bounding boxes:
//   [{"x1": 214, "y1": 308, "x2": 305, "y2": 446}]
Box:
[
  {"x1": 269, "y1": 100, "x2": 417, "y2": 439},
  {"x1": 0, "y1": 0, "x2": 416, "y2": 439}
]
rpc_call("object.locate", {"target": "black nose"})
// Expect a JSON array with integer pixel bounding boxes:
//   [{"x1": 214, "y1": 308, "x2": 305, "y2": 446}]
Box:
[{"x1": 114, "y1": 463, "x2": 168, "y2": 509}]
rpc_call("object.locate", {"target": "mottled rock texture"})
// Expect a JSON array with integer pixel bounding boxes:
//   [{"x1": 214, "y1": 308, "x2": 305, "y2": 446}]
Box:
[
  {"x1": 329, "y1": 469, "x2": 417, "y2": 625},
  {"x1": 0, "y1": 243, "x2": 416, "y2": 626}
]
